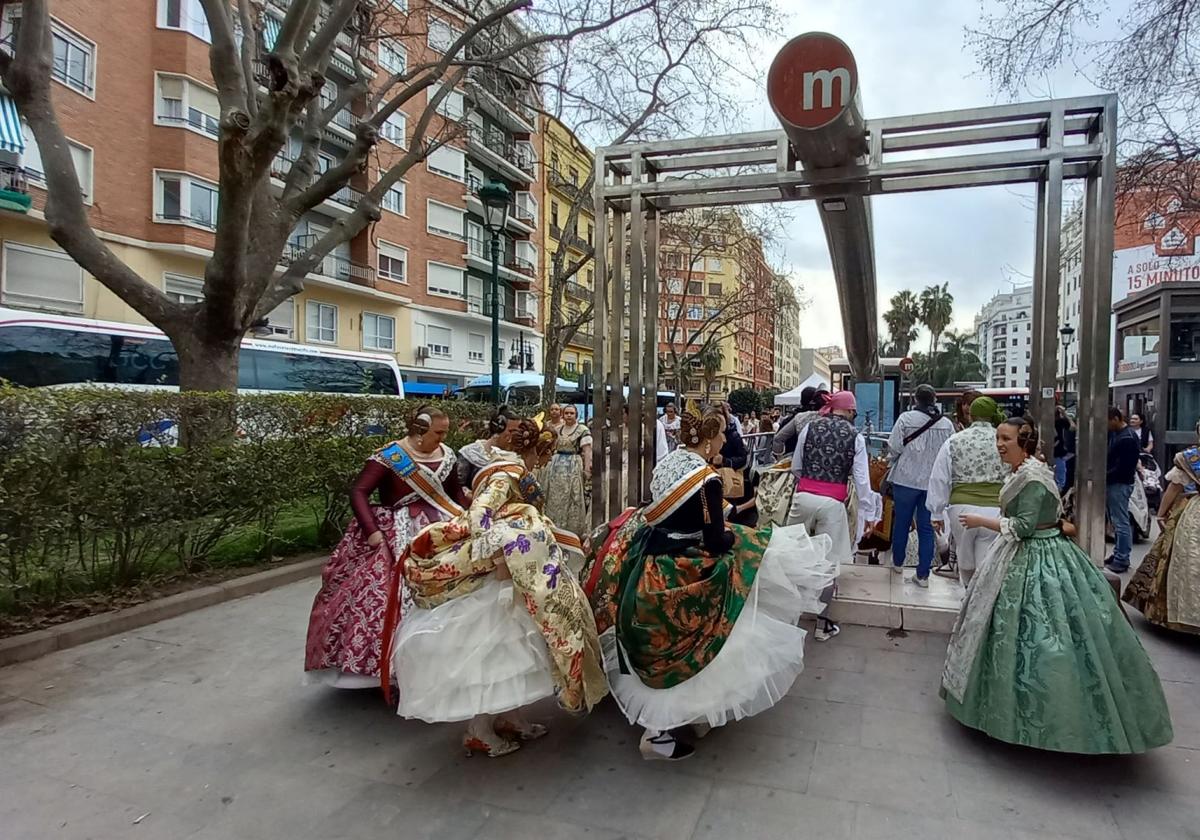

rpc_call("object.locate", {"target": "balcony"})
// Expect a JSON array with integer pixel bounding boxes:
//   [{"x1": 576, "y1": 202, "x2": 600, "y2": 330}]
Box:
[
  {"x1": 549, "y1": 169, "x2": 585, "y2": 200},
  {"x1": 550, "y1": 223, "x2": 590, "y2": 252},
  {"x1": 280, "y1": 235, "x2": 373, "y2": 287},
  {"x1": 466, "y1": 234, "x2": 536, "y2": 289},
  {"x1": 466, "y1": 124, "x2": 535, "y2": 184},
  {"x1": 269, "y1": 155, "x2": 361, "y2": 215},
  {"x1": 466, "y1": 67, "x2": 536, "y2": 134},
  {"x1": 0, "y1": 162, "x2": 33, "y2": 213},
  {"x1": 565, "y1": 280, "x2": 591, "y2": 300},
  {"x1": 464, "y1": 173, "x2": 536, "y2": 235}
]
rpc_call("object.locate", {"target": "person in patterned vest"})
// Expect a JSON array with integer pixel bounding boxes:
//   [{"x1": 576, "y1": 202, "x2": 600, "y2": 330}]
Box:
[
  {"x1": 925, "y1": 396, "x2": 1008, "y2": 587},
  {"x1": 789, "y1": 393, "x2": 881, "y2": 553}
]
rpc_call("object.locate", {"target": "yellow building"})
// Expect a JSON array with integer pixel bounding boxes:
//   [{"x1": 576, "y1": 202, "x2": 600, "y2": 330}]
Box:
[{"x1": 541, "y1": 116, "x2": 595, "y2": 379}]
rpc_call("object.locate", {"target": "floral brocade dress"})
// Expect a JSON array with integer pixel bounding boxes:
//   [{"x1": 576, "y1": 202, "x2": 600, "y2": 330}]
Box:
[
  {"x1": 391, "y1": 454, "x2": 607, "y2": 723},
  {"x1": 1123, "y1": 446, "x2": 1200, "y2": 634},
  {"x1": 942, "y1": 458, "x2": 1173, "y2": 754},
  {"x1": 542, "y1": 422, "x2": 592, "y2": 544},
  {"x1": 586, "y1": 448, "x2": 838, "y2": 731},
  {"x1": 304, "y1": 442, "x2": 463, "y2": 688}
]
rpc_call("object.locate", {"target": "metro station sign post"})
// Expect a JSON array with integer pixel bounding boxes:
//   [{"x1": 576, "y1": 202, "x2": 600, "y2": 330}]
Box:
[{"x1": 590, "y1": 32, "x2": 1117, "y2": 562}]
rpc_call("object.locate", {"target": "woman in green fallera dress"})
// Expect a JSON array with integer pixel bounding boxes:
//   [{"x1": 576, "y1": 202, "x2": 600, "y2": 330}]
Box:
[{"x1": 942, "y1": 416, "x2": 1173, "y2": 754}]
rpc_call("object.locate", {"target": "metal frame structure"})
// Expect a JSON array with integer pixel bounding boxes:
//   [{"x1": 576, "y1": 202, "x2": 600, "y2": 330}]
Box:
[{"x1": 590, "y1": 94, "x2": 1118, "y2": 560}]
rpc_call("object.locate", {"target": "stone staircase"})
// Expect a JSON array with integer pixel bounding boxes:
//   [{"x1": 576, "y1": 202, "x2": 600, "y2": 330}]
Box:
[{"x1": 828, "y1": 562, "x2": 960, "y2": 634}]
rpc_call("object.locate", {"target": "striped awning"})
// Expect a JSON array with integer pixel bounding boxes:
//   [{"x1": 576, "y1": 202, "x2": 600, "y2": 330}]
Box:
[
  {"x1": 0, "y1": 95, "x2": 25, "y2": 154},
  {"x1": 262, "y1": 15, "x2": 282, "y2": 50}
]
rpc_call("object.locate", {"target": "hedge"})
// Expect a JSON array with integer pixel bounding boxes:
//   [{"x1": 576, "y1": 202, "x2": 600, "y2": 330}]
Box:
[{"x1": 0, "y1": 387, "x2": 492, "y2": 612}]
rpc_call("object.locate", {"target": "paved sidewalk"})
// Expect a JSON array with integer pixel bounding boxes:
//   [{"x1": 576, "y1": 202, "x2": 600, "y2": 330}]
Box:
[{"x1": 2, "y1": 579, "x2": 1199, "y2": 840}]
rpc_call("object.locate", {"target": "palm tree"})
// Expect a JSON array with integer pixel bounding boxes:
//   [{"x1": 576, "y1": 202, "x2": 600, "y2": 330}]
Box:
[
  {"x1": 882, "y1": 290, "x2": 921, "y2": 356},
  {"x1": 696, "y1": 342, "x2": 725, "y2": 400},
  {"x1": 936, "y1": 329, "x2": 985, "y2": 385},
  {"x1": 919, "y1": 283, "x2": 954, "y2": 357}
]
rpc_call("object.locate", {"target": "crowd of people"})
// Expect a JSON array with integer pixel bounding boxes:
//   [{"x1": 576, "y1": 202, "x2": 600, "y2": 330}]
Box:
[{"x1": 302, "y1": 386, "x2": 1188, "y2": 763}]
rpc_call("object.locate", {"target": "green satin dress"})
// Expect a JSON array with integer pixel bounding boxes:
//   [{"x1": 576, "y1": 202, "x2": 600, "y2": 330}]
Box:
[{"x1": 944, "y1": 481, "x2": 1174, "y2": 754}]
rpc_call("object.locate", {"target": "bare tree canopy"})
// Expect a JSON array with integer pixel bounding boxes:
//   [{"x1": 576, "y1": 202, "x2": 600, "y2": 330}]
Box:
[
  {"x1": 968, "y1": 0, "x2": 1200, "y2": 208},
  {"x1": 0, "y1": 0, "x2": 777, "y2": 408}
]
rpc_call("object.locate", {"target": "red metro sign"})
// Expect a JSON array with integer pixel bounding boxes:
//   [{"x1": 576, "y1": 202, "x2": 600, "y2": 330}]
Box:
[{"x1": 767, "y1": 33, "x2": 858, "y2": 130}]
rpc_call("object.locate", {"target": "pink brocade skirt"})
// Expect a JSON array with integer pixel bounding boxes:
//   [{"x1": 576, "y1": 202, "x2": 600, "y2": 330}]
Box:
[{"x1": 304, "y1": 502, "x2": 442, "y2": 682}]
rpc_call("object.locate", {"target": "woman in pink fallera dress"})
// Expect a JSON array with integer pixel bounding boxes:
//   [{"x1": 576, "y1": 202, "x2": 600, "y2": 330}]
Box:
[{"x1": 305, "y1": 405, "x2": 468, "y2": 688}]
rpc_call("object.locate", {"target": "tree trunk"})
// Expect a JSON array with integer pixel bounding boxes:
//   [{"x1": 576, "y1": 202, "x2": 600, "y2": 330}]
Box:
[
  {"x1": 543, "y1": 334, "x2": 564, "y2": 407},
  {"x1": 173, "y1": 332, "x2": 242, "y2": 447}
]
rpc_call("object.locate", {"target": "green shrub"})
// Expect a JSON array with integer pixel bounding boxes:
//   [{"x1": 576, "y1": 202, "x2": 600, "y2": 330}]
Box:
[{"x1": 0, "y1": 387, "x2": 491, "y2": 612}]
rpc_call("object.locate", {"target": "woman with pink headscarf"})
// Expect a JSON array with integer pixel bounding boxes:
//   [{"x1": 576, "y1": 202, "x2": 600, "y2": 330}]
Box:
[{"x1": 787, "y1": 391, "x2": 880, "y2": 637}]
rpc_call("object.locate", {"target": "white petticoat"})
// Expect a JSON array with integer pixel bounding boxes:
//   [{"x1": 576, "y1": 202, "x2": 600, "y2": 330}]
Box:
[
  {"x1": 391, "y1": 578, "x2": 556, "y2": 723},
  {"x1": 604, "y1": 524, "x2": 837, "y2": 732}
]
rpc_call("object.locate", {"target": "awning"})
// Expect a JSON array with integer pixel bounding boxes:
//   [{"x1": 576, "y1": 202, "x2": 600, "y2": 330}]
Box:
[
  {"x1": 1111, "y1": 374, "x2": 1156, "y2": 388},
  {"x1": 775, "y1": 373, "x2": 830, "y2": 405},
  {"x1": 0, "y1": 95, "x2": 25, "y2": 154},
  {"x1": 262, "y1": 15, "x2": 282, "y2": 51},
  {"x1": 403, "y1": 381, "x2": 453, "y2": 396}
]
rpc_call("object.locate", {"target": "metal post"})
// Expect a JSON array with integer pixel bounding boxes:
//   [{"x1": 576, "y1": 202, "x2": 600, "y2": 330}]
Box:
[
  {"x1": 627, "y1": 153, "x2": 645, "y2": 509},
  {"x1": 1030, "y1": 108, "x2": 1064, "y2": 454},
  {"x1": 591, "y1": 153, "x2": 610, "y2": 528},
  {"x1": 1075, "y1": 97, "x2": 1118, "y2": 561},
  {"x1": 609, "y1": 208, "x2": 628, "y2": 518},
  {"x1": 489, "y1": 232, "x2": 501, "y2": 405},
  {"x1": 642, "y1": 207, "x2": 660, "y2": 503}
]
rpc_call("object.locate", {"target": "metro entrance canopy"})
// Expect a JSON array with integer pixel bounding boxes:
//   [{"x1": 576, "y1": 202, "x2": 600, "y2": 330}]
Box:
[{"x1": 590, "y1": 32, "x2": 1116, "y2": 559}]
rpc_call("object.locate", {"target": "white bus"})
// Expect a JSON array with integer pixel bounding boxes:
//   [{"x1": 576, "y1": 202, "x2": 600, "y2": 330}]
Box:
[{"x1": 0, "y1": 308, "x2": 404, "y2": 396}]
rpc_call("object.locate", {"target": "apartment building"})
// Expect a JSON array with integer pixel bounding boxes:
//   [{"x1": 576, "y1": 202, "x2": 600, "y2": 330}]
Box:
[
  {"x1": 773, "y1": 277, "x2": 803, "y2": 390},
  {"x1": 542, "y1": 115, "x2": 595, "y2": 379},
  {"x1": 973, "y1": 285, "x2": 1034, "y2": 389},
  {"x1": 0, "y1": 0, "x2": 546, "y2": 392}
]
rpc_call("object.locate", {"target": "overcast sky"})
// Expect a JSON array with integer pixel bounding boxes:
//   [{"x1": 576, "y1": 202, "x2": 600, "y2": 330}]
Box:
[{"x1": 729, "y1": 0, "x2": 1118, "y2": 351}]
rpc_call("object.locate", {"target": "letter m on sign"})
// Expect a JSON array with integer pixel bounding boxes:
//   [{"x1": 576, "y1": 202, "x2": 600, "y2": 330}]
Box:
[{"x1": 802, "y1": 68, "x2": 851, "y2": 111}]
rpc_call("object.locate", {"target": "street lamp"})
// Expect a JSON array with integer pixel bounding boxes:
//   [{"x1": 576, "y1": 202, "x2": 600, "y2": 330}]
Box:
[
  {"x1": 1059, "y1": 324, "x2": 1076, "y2": 396},
  {"x1": 478, "y1": 180, "x2": 512, "y2": 405}
]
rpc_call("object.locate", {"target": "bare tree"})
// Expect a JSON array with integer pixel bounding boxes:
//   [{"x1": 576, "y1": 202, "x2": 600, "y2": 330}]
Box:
[
  {"x1": 967, "y1": 0, "x2": 1200, "y2": 213},
  {"x1": 655, "y1": 208, "x2": 796, "y2": 402},
  {"x1": 0, "y1": 0, "x2": 697, "y2": 410},
  {"x1": 536, "y1": 0, "x2": 779, "y2": 398}
]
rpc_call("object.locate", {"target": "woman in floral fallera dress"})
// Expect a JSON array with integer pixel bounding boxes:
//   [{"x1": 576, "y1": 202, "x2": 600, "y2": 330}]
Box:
[
  {"x1": 542, "y1": 405, "x2": 592, "y2": 546},
  {"x1": 304, "y1": 406, "x2": 466, "y2": 688},
  {"x1": 942, "y1": 416, "x2": 1173, "y2": 754},
  {"x1": 587, "y1": 411, "x2": 838, "y2": 761},
  {"x1": 392, "y1": 420, "x2": 607, "y2": 758},
  {"x1": 1123, "y1": 431, "x2": 1200, "y2": 634}
]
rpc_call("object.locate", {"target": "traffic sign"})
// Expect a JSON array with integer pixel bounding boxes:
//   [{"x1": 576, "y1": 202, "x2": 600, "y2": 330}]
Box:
[{"x1": 899, "y1": 356, "x2": 915, "y2": 374}]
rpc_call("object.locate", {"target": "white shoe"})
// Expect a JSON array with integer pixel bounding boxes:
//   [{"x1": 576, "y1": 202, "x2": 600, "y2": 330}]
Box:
[
  {"x1": 906, "y1": 574, "x2": 929, "y2": 588},
  {"x1": 639, "y1": 730, "x2": 694, "y2": 761},
  {"x1": 815, "y1": 620, "x2": 841, "y2": 642},
  {"x1": 891, "y1": 564, "x2": 904, "y2": 575}
]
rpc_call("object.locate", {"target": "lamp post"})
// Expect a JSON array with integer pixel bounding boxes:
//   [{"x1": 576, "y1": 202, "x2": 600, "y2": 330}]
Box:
[
  {"x1": 1059, "y1": 324, "x2": 1076, "y2": 397},
  {"x1": 478, "y1": 180, "x2": 512, "y2": 405}
]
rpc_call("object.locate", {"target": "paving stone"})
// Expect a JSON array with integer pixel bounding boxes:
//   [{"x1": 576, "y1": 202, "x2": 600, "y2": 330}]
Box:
[
  {"x1": 690, "y1": 782, "x2": 856, "y2": 840},
  {"x1": 806, "y1": 741, "x2": 956, "y2": 816}
]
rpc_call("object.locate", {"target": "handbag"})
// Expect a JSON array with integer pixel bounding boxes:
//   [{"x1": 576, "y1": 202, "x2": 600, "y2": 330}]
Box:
[
  {"x1": 719, "y1": 466, "x2": 745, "y2": 499},
  {"x1": 881, "y1": 413, "x2": 943, "y2": 497}
]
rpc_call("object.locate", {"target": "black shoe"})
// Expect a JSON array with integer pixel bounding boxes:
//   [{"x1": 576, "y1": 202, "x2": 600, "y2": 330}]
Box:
[
  {"x1": 1104, "y1": 558, "x2": 1129, "y2": 573},
  {"x1": 640, "y1": 730, "x2": 695, "y2": 761}
]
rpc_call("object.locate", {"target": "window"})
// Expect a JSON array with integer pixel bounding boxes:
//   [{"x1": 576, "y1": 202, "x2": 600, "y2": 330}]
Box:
[
  {"x1": 687, "y1": 305, "x2": 702, "y2": 320},
  {"x1": 708, "y1": 282, "x2": 722, "y2": 297},
  {"x1": 158, "y1": 0, "x2": 211, "y2": 42},
  {"x1": 468, "y1": 333, "x2": 485, "y2": 363},
  {"x1": 377, "y1": 241, "x2": 407, "y2": 283},
  {"x1": 587, "y1": 224, "x2": 594, "y2": 245},
  {"x1": 1144, "y1": 211, "x2": 1166, "y2": 230},
  {"x1": 551, "y1": 201, "x2": 560, "y2": 230},
  {"x1": 1011, "y1": 338, "x2": 1017, "y2": 346},
  {"x1": 427, "y1": 16, "x2": 460, "y2": 52},
  {"x1": 382, "y1": 179, "x2": 406, "y2": 215},
  {"x1": 363, "y1": 312, "x2": 395, "y2": 351},
  {"x1": 568, "y1": 166, "x2": 579, "y2": 186},
  {"x1": 156, "y1": 74, "x2": 220, "y2": 138},
  {"x1": 431, "y1": 84, "x2": 465, "y2": 120},
  {"x1": 155, "y1": 172, "x2": 219, "y2": 229},
  {"x1": 687, "y1": 281, "x2": 702, "y2": 295},
  {"x1": 426, "y1": 325, "x2": 452, "y2": 358},
  {"x1": 427, "y1": 146, "x2": 465, "y2": 181},
  {"x1": 706, "y1": 257, "x2": 722, "y2": 272},
  {"x1": 426, "y1": 200, "x2": 465, "y2": 240},
  {"x1": 1, "y1": 242, "x2": 83, "y2": 312},
  {"x1": 50, "y1": 23, "x2": 95, "y2": 96},
  {"x1": 378, "y1": 39, "x2": 406, "y2": 74},
  {"x1": 1011, "y1": 366, "x2": 1017, "y2": 374},
  {"x1": 265, "y1": 299, "x2": 295, "y2": 339},
  {"x1": 305, "y1": 301, "x2": 338, "y2": 344},
  {"x1": 164, "y1": 273, "x2": 204, "y2": 304},
  {"x1": 20, "y1": 126, "x2": 93, "y2": 203},
  {"x1": 667, "y1": 303, "x2": 681, "y2": 319},
  {"x1": 381, "y1": 110, "x2": 407, "y2": 146},
  {"x1": 427, "y1": 261, "x2": 464, "y2": 298}
]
